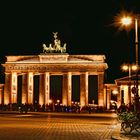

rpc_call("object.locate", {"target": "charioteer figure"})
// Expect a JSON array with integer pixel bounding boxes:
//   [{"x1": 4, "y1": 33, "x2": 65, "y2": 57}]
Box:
[{"x1": 42, "y1": 32, "x2": 67, "y2": 53}]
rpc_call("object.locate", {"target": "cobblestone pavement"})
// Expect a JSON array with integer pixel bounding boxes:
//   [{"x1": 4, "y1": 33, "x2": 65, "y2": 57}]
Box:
[
  {"x1": 0, "y1": 112, "x2": 139, "y2": 140},
  {"x1": 111, "y1": 121, "x2": 140, "y2": 140}
]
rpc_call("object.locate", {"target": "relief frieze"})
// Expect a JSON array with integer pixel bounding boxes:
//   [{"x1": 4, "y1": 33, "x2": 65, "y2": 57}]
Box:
[{"x1": 4, "y1": 64, "x2": 106, "y2": 73}]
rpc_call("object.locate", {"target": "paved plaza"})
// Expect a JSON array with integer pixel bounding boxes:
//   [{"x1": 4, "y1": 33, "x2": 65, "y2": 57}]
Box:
[{"x1": 0, "y1": 112, "x2": 140, "y2": 140}]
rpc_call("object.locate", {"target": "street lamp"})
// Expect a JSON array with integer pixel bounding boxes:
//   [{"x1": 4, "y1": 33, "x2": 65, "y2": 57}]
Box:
[
  {"x1": 122, "y1": 65, "x2": 138, "y2": 77},
  {"x1": 118, "y1": 11, "x2": 139, "y2": 111},
  {"x1": 121, "y1": 15, "x2": 139, "y2": 66}
]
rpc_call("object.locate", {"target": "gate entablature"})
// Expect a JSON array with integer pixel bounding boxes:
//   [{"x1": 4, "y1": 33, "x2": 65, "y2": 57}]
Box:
[{"x1": 3, "y1": 55, "x2": 108, "y2": 74}]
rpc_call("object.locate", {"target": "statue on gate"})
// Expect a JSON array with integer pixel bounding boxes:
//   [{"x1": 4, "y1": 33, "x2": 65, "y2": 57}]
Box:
[{"x1": 42, "y1": 32, "x2": 67, "y2": 54}]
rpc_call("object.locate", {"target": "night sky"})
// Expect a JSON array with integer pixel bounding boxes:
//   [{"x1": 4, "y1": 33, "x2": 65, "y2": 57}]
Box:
[{"x1": 0, "y1": 1, "x2": 140, "y2": 83}]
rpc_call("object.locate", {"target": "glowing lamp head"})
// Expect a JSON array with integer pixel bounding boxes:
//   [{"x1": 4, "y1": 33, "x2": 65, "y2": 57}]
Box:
[
  {"x1": 122, "y1": 65, "x2": 129, "y2": 71},
  {"x1": 122, "y1": 64, "x2": 138, "y2": 72},
  {"x1": 132, "y1": 65, "x2": 138, "y2": 71},
  {"x1": 121, "y1": 17, "x2": 132, "y2": 26}
]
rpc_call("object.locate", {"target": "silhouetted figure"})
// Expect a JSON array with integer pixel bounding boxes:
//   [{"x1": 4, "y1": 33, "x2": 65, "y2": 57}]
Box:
[
  {"x1": 88, "y1": 106, "x2": 91, "y2": 114},
  {"x1": 24, "y1": 103, "x2": 28, "y2": 113}
]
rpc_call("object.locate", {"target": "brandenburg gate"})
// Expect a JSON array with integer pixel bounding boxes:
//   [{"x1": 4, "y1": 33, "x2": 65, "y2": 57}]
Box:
[{"x1": 2, "y1": 33, "x2": 108, "y2": 108}]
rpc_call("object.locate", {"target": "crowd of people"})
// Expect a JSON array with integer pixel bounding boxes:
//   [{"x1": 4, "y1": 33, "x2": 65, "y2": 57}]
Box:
[{"x1": 0, "y1": 103, "x2": 105, "y2": 114}]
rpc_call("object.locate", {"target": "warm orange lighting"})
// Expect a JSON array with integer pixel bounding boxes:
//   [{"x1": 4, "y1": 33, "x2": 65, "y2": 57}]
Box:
[
  {"x1": 57, "y1": 99, "x2": 60, "y2": 103},
  {"x1": 22, "y1": 99, "x2": 26, "y2": 104},
  {"x1": 110, "y1": 100, "x2": 114, "y2": 103},
  {"x1": 114, "y1": 10, "x2": 134, "y2": 31},
  {"x1": 40, "y1": 100, "x2": 43, "y2": 106},
  {"x1": 4, "y1": 99, "x2": 9, "y2": 105},
  {"x1": 112, "y1": 90, "x2": 118, "y2": 95},
  {"x1": 121, "y1": 17, "x2": 132, "y2": 26},
  {"x1": 131, "y1": 65, "x2": 138, "y2": 71},
  {"x1": 122, "y1": 64, "x2": 138, "y2": 71},
  {"x1": 98, "y1": 99, "x2": 104, "y2": 106},
  {"x1": 122, "y1": 65, "x2": 129, "y2": 71},
  {"x1": 49, "y1": 99, "x2": 52, "y2": 104}
]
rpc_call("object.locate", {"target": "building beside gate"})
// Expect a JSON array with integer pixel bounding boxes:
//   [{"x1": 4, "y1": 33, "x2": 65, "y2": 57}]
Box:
[{"x1": 115, "y1": 75, "x2": 140, "y2": 107}]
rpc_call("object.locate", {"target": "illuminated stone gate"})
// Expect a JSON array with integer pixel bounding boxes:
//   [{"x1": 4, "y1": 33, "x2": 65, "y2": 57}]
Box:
[{"x1": 2, "y1": 33, "x2": 108, "y2": 107}]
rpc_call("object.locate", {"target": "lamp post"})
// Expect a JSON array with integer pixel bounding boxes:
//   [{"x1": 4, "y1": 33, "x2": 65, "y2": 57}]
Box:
[
  {"x1": 134, "y1": 17, "x2": 139, "y2": 111},
  {"x1": 135, "y1": 17, "x2": 139, "y2": 66},
  {"x1": 121, "y1": 15, "x2": 139, "y2": 65},
  {"x1": 120, "y1": 13, "x2": 139, "y2": 112}
]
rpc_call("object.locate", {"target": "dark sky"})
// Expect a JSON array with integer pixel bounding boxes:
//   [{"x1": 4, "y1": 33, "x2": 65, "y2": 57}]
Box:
[{"x1": 0, "y1": 1, "x2": 140, "y2": 83}]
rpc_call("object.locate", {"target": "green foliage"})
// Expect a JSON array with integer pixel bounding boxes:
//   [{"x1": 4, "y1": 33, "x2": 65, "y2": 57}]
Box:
[{"x1": 117, "y1": 111, "x2": 137, "y2": 122}]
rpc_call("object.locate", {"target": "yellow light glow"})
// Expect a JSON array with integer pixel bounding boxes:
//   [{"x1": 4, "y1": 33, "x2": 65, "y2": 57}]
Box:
[
  {"x1": 114, "y1": 10, "x2": 134, "y2": 31},
  {"x1": 132, "y1": 65, "x2": 138, "y2": 71},
  {"x1": 122, "y1": 65, "x2": 138, "y2": 71},
  {"x1": 110, "y1": 100, "x2": 114, "y2": 103},
  {"x1": 22, "y1": 99, "x2": 26, "y2": 104},
  {"x1": 122, "y1": 65, "x2": 129, "y2": 71},
  {"x1": 112, "y1": 90, "x2": 118, "y2": 95},
  {"x1": 39, "y1": 100, "x2": 43, "y2": 106},
  {"x1": 4, "y1": 99, "x2": 9, "y2": 105},
  {"x1": 98, "y1": 99, "x2": 104, "y2": 106},
  {"x1": 49, "y1": 100, "x2": 52, "y2": 104},
  {"x1": 57, "y1": 99, "x2": 60, "y2": 103},
  {"x1": 121, "y1": 17, "x2": 132, "y2": 25}
]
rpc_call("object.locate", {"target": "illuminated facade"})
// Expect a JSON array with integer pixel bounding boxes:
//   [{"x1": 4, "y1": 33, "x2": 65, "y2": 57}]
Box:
[
  {"x1": 2, "y1": 54, "x2": 108, "y2": 107},
  {"x1": 1, "y1": 32, "x2": 108, "y2": 108},
  {"x1": 115, "y1": 75, "x2": 140, "y2": 107}
]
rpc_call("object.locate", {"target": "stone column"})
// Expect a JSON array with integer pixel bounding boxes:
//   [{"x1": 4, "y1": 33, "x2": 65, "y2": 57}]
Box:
[
  {"x1": 67, "y1": 72, "x2": 72, "y2": 106},
  {"x1": 80, "y1": 72, "x2": 88, "y2": 107},
  {"x1": 44, "y1": 72, "x2": 50, "y2": 105},
  {"x1": 120, "y1": 89, "x2": 124, "y2": 104},
  {"x1": 28, "y1": 72, "x2": 34, "y2": 104},
  {"x1": 4, "y1": 73, "x2": 11, "y2": 104},
  {"x1": 107, "y1": 89, "x2": 111, "y2": 110},
  {"x1": 0, "y1": 85, "x2": 3, "y2": 104},
  {"x1": 104, "y1": 85, "x2": 107, "y2": 109},
  {"x1": 98, "y1": 73, "x2": 104, "y2": 107},
  {"x1": 62, "y1": 72, "x2": 72, "y2": 106},
  {"x1": 22, "y1": 73, "x2": 28, "y2": 104},
  {"x1": 128, "y1": 84, "x2": 131, "y2": 107},
  {"x1": 11, "y1": 72, "x2": 17, "y2": 104},
  {"x1": 117, "y1": 86, "x2": 121, "y2": 108},
  {"x1": 39, "y1": 73, "x2": 45, "y2": 106}
]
